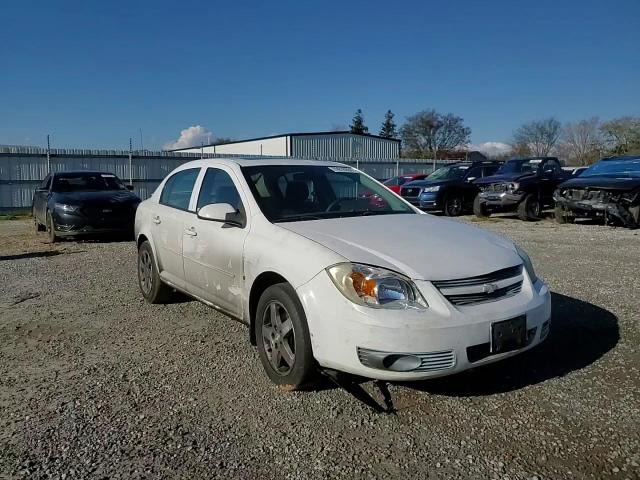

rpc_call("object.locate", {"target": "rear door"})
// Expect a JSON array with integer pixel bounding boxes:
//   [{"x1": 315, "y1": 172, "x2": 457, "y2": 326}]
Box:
[
  {"x1": 153, "y1": 168, "x2": 201, "y2": 289},
  {"x1": 182, "y1": 166, "x2": 250, "y2": 318}
]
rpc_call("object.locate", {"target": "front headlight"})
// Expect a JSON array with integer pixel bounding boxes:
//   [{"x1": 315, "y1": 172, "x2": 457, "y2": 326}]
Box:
[
  {"x1": 515, "y1": 245, "x2": 538, "y2": 284},
  {"x1": 507, "y1": 182, "x2": 520, "y2": 192},
  {"x1": 422, "y1": 186, "x2": 440, "y2": 193},
  {"x1": 54, "y1": 203, "x2": 79, "y2": 212},
  {"x1": 326, "y1": 263, "x2": 428, "y2": 310}
]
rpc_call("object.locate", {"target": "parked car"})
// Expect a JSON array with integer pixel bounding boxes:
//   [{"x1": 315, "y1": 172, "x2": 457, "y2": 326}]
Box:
[
  {"x1": 32, "y1": 171, "x2": 140, "y2": 242},
  {"x1": 383, "y1": 173, "x2": 429, "y2": 193},
  {"x1": 554, "y1": 155, "x2": 640, "y2": 228},
  {"x1": 473, "y1": 157, "x2": 570, "y2": 221},
  {"x1": 399, "y1": 161, "x2": 502, "y2": 216},
  {"x1": 135, "y1": 158, "x2": 551, "y2": 388}
]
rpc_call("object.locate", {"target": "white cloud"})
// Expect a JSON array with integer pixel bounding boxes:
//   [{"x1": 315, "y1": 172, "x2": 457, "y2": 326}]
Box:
[
  {"x1": 164, "y1": 125, "x2": 213, "y2": 150},
  {"x1": 465, "y1": 141, "x2": 512, "y2": 157}
]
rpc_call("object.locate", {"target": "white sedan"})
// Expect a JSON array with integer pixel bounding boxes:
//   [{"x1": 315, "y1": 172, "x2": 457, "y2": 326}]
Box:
[{"x1": 135, "y1": 158, "x2": 551, "y2": 388}]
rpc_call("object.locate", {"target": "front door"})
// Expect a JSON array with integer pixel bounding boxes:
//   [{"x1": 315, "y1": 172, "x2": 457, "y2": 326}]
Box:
[
  {"x1": 153, "y1": 167, "x2": 201, "y2": 289},
  {"x1": 182, "y1": 166, "x2": 249, "y2": 318}
]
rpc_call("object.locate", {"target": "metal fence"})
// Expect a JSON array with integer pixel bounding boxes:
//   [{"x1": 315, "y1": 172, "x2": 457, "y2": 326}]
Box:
[{"x1": 0, "y1": 147, "x2": 456, "y2": 212}]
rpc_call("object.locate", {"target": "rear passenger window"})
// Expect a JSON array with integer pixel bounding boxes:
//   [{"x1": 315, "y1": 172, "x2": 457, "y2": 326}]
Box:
[
  {"x1": 197, "y1": 168, "x2": 243, "y2": 211},
  {"x1": 160, "y1": 168, "x2": 200, "y2": 211}
]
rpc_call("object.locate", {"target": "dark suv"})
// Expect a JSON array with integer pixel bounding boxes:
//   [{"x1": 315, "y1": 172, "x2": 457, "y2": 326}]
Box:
[
  {"x1": 473, "y1": 157, "x2": 570, "y2": 221},
  {"x1": 399, "y1": 161, "x2": 503, "y2": 216}
]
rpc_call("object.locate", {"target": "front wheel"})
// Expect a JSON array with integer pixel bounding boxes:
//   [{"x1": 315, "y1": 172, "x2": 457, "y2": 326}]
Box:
[
  {"x1": 443, "y1": 193, "x2": 463, "y2": 217},
  {"x1": 473, "y1": 195, "x2": 490, "y2": 218},
  {"x1": 46, "y1": 211, "x2": 58, "y2": 243},
  {"x1": 255, "y1": 283, "x2": 316, "y2": 389},
  {"x1": 517, "y1": 194, "x2": 540, "y2": 221},
  {"x1": 33, "y1": 209, "x2": 45, "y2": 232},
  {"x1": 138, "y1": 240, "x2": 173, "y2": 304},
  {"x1": 554, "y1": 206, "x2": 574, "y2": 224}
]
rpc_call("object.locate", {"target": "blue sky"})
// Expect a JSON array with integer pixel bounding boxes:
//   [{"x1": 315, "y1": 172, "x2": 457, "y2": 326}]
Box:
[{"x1": 1, "y1": 0, "x2": 638, "y2": 151}]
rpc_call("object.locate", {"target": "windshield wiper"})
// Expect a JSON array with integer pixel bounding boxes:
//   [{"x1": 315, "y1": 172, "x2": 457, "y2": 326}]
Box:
[{"x1": 274, "y1": 214, "x2": 325, "y2": 223}]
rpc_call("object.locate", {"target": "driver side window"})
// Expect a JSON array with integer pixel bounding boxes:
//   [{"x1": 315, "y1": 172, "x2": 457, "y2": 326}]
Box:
[{"x1": 197, "y1": 168, "x2": 243, "y2": 212}]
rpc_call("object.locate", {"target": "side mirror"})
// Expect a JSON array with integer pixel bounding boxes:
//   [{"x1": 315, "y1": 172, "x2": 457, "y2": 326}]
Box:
[
  {"x1": 466, "y1": 176, "x2": 477, "y2": 183},
  {"x1": 197, "y1": 203, "x2": 243, "y2": 227},
  {"x1": 126, "y1": 185, "x2": 134, "y2": 190}
]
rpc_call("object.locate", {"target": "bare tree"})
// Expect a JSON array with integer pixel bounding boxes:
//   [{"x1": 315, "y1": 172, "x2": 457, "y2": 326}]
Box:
[
  {"x1": 561, "y1": 117, "x2": 604, "y2": 165},
  {"x1": 600, "y1": 116, "x2": 640, "y2": 155},
  {"x1": 512, "y1": 118, "x2": 562, "y2": 156},
  {"x1": 400, "y1": 109, "x2": 471, "y2": 159}
]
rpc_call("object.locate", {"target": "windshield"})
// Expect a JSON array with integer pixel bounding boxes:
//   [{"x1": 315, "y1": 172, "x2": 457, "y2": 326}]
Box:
[
  {"x1": 428, "y1": 165, "x2": 469, "y2": 181},
  {"x1": 52, "y1": 173, "x2": 127, "y2": 192},
  {"x1": 241, "y1": 165, "x2": 415, "y2": 222},
  {"x1": 497, "y1": 159, "x2": 542, "y2": 174},
  {"x1": 582, "y1": 159, "x2": 640, "y2": 178}
]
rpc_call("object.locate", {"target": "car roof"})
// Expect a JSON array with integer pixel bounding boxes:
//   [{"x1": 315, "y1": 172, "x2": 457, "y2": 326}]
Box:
[
  {"x1": 600, "y1": 155, "x2": 640, "y2": 161},
  {"x1": 174, "y1": 157, "x2": 350, "y2": 169},
  {"x1": 52, "y1": 170, "x2": 118, "y2": 176}
]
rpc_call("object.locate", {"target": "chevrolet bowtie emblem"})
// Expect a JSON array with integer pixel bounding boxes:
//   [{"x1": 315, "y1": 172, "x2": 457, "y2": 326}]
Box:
[{"x1": 482, "y1": 283, "x2": 498, "y2": 294}]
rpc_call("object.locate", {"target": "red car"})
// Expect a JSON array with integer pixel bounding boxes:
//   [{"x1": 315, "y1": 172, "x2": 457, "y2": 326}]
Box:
[{"x1": 383, "y1": 173, "x2": 429, "y2": 193}]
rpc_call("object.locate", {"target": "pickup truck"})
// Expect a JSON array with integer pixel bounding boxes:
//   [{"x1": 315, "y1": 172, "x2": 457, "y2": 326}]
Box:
[{"x1": 473, "y1": 157, "x2": 571, "y2": 221}]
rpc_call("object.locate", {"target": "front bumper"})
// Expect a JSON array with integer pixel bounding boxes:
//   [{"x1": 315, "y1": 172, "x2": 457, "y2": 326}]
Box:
[
  {"x1": 52, "y1": 209, "x2": 135, "y2": 236},
  {"x1": 555, "y1": 196, "x2": 639, "y2": 228},
  {"x1": 297, "y1": 270, "x2": 551, "y2": 381},
  {"x1": 478, "y1": 191, "x2": 525, "y2": 211},
  {"x1": 418, "y1": 191, "x2": 443, "y2": 210}
]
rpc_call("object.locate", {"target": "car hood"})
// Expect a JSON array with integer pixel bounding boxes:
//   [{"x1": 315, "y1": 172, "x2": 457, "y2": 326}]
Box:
[
  {"x1": 476, "y1": 173, "x2": 539, "y2": 185},
  {"x1": 403, "y1": 179, "x2": 456, "y2": 189},
  {"x1": 278, "y1": 214, "x2": 521, "y2": 281},
  {"x1": 559, "y1": 175, "x2": 640, "y2": 191},
  {"x1": 53, "y1": 190, "x2": 140, "y2": 204}
]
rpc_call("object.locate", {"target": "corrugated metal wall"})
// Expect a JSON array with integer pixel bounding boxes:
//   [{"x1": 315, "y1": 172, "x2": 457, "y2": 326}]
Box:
[
  {"x1": 291, "y1": 134, "x2": 400, "y2": 159},
  {"x1": 0, "y1": 148, "x2": 453, "y2": 212}
]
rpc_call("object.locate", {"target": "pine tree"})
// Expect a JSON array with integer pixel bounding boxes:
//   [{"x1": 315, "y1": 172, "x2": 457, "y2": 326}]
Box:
[
  {"x1": 350, "y1": 109, "x2": 369, "y2": 134},
  {"x1": 379, "y1": 110, "x2": 397, "y2": 138}
]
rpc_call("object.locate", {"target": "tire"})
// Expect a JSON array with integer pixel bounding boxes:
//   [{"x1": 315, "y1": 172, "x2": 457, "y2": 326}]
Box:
[
  {"x1": 517, "y1": 194, "x2": 540, "y2": 221},
  {"x1": 255, "y1": 283, "x2": 316, "y2": 389},
  {"x1": 33, "y1": 209, "x2": 45, "y2": 232},
  {"x1": 138, "y1": 240, "x2": 173, "y2": 304},
  {"x1": 46, "y1": 210, "x2": 58, "y2": 243},
  {"x1": 554, "y1": 206, "x2": 574, "y2": 224},
  {"x1": 443, "y1": 193, "x2": 463, "y2": 217},
  {"x1": 473, "y1": 195, "x2": 490, "y2": 218}
]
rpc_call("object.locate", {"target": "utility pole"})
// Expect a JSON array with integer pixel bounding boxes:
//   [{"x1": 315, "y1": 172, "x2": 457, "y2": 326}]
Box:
[
  {"x1": 139, "y1": 128, "x2": 144, "y2": 152},
  {"x1": 46, "y1": 134, "x2": 51, "y2": 172},
  {"x1": 129, "y1": 138, "x2": 133, "y2": 186}
]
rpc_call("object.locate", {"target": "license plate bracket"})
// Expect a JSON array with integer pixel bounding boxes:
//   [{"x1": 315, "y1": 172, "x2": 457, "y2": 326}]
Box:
[{"x1": 491, "y1": 315, "x2": 526, "y2": 353}]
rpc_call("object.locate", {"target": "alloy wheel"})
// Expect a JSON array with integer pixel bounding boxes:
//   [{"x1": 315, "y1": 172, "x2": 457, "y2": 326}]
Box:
[
  {"x1": 447, "y1": 197, "x2": 462, "y2": 216},
  {"x1": 261, "y1": 300, "x2": 296, "y2": 375},
  {"x1": 139, "y1": 250, "x2": 154, "y2": 295}
]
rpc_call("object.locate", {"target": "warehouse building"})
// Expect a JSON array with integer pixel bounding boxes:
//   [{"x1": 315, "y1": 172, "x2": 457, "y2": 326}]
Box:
[{"x1": 169, "y1": 131, "x2": 401, "y2": 160}]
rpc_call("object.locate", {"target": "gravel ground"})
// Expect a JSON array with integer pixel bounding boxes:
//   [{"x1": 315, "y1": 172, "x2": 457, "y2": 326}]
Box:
[{"x1": 0, "y1": 216, "x2": 638, "y2": 479}]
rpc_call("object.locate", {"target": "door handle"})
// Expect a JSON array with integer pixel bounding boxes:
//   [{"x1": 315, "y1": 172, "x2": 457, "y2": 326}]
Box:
[
  {"x1": 152, "y1": 215, "x2": 161, "y2": 224},
  {"x1": 184, "y1": 226, "x2": 197, "y2": 237}
]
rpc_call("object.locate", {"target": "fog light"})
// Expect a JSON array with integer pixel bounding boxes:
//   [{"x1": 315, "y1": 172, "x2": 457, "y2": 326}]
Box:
[{"x1": 382, "y1": 354, "x2": 422, "y2": 372}]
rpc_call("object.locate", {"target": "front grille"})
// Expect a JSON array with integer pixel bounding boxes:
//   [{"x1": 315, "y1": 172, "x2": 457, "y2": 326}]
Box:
[
  {"x1": 401, "y1": 187, "x2": 422, "y2": 197},
  {"x1": 432, "y1": 265, "x2": 524, "y2": 306},
  {"x1": 482, "y1": 183, "x2": 508, "y2": 193},
  {"x1": 412, "y1": 350, "x2": 456, "y2": 372},
  {"x1": 564, "y1": 189, "x2": 609, "y2": 202}
]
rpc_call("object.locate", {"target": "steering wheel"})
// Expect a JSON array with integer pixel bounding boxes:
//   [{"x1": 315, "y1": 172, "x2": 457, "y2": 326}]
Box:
[{"x1": 325, "y1": 197, "x2": 350, "y2": 212}]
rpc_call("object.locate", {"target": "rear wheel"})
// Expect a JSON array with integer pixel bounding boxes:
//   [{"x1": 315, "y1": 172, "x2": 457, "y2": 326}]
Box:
[
  {"x1": 255, "y1": 283, "x2": 316, "y2": 389},
  {"x1": 517, "y1": 194, "x2": 540, "y2": 221},
  {"x1": 138, "y1": 240, "x2": 173, "y2": 304},
  {"x1": 443, "y1": 193, "x2": 463, "y2": 217},
  {"x1": 473, "y1": 195, "x2": 490, "y2": 218},
  {"x1": 46, "y1": 210, "x2": 58, "y2": 243}
]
